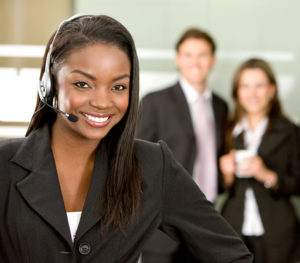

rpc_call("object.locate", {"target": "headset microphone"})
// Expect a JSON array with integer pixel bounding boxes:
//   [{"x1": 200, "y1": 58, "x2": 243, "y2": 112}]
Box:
[{"x1": 41, "y1": 99, "x2": 78, "y2": 122}]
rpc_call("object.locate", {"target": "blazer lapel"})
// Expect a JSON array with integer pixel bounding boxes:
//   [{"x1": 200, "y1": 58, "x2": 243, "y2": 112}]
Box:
[
  {"x1": 212, "y1": 94, "x2": 222, "y2": 152},
  {"x1": 170, "y1": 83, "x2": 196, "y2": 141},
  {"x1": 258, "y1": 119, "x2": 289, "y2": 158},
  {"x1": 11, "y1": 125, "x2": 72, "y2": 247},
  {"x1": 233, "y1": 118, "x2": 289, "y2": 157},
  {"x1": 11, "y1": 125, "x2": 111, "y2": 246},
  {"x1": 75, "y1": 142, "x2": 108, "y2": 241}
]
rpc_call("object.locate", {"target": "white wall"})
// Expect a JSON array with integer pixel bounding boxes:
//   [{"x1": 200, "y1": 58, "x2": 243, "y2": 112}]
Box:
[{"x1": 1, "y1": 0, "x2": 300, "y2": 138}]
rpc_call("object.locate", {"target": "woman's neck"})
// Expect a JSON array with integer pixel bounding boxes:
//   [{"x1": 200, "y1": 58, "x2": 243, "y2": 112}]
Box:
[
  {"x1": 245, "y1": 113, "x2": 266, "y2": 131},
  {"x1": 50, "y1": 122, "x2": 100, "y2": 212},
  {"x1": 51, "y1": 122, "x2": 100, "y2": 161}
]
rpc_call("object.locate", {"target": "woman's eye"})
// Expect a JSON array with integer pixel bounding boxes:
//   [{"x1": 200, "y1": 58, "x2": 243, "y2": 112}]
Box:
[
  {"x1": 257, "y1": 83, "x2": 267, "y2": 88},
  {"x1": 74, "y1": 81, "x2": 89, "y2": 89},
  {"x1": 239, "y1": 84, "x2": 248, "y2": 89},
  {"x1": 112, "y1": 85, "x2": 127, "y2": 91}
]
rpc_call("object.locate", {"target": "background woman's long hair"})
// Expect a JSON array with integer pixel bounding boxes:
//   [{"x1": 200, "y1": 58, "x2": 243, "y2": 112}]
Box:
[
  {"x1": 26, "y1": 15, "x2": 141, "y2": 229},
  {"x1": 225, "y1": 58, "x2": 284, "y2": 151}
]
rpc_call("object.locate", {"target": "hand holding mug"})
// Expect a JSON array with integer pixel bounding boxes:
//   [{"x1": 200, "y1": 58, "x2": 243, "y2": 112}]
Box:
[
  {"x1": 219, "y1": 150, "x2": 236, "y2": 187},
  {"x1": 235, "y1": 150, "x2": 278, "y2": 188}
]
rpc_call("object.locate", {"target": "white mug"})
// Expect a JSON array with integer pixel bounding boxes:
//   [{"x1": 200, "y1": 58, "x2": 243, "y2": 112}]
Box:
[{"x1": 235, "y1": 149, "x2": 256, "y2": 178}]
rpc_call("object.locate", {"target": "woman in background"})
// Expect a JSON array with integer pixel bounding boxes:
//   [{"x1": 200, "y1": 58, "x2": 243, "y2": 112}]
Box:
[
  {"x1": 0, "y1": 14, "x2": 252, "y2": 262},
  {"x1": 220, "y1": 58, "x2": 300, "y2": 263}
]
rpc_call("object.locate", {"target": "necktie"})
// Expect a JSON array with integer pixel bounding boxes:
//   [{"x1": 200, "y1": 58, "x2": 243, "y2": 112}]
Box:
[{"x1": 193, "y1": 97, "x2": 217, "y2": 202}]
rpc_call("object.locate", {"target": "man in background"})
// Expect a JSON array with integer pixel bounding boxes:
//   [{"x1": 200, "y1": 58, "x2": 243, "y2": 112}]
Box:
[{"x1": 137, "y1": 28, "x2": 228, "y2": 263}]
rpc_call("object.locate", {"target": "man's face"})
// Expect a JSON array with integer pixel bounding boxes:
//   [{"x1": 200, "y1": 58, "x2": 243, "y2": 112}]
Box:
[{"x1": 175, "y1": 38, "x2": 215, "y2": 87}]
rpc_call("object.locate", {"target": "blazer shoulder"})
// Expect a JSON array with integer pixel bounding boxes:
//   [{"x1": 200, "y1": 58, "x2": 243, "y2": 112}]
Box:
[
  {"x1": 212, "y1": 92, "x2": 228, "y2": 108},
  {"x1": 0, "y1": 138, "x2": 25, "y2": 184},
  {"x1": 272, "y1": 116, "x2": 297, "y2": 134},
  {"x1": 0, "y1": 138, "x2": 25, "y2": 162},
  {"x1": 141, "y1": 83, "x2": 179, "y2": 102},
  {"x1": 134, "y1": 139, "x2": 163, "y2": 162},
  {"x1": 134, "y1": 139, "x2": 178, "y2": 170}
]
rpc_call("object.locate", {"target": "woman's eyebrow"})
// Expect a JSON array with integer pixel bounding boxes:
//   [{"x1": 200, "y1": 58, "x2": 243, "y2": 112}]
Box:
[
  {"x1": 71, "y1": 70, "x2": 130, "y2": 82},
  {"x1": 113, "y1": 74, "x2": 130, "y2": 81},
  {"x1": 71, "y1": 69, "x2": 96, "y2": 80}
]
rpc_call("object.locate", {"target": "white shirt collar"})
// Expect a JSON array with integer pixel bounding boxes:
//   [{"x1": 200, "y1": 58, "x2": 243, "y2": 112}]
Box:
[
  {"x1": 179, "y1": 76, "x2": 212, "y2": 104},
  {"x1": 233, "y1": 116, "x2": 269, "y2": 138},
  {"x1": 233, "y1": 116, "x2": 269, "y2": 153}
]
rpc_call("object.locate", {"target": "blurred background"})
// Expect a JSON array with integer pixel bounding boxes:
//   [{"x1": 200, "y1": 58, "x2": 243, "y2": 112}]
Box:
[{"x1": 0, "y1": 0, "x2": 299, "y2": 211}]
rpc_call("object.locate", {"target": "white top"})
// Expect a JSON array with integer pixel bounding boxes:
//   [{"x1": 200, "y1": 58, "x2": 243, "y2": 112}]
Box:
[
  {"x1": 179, "y1": 76, "x2": 216, "y2": 169},
  {"x1": 233, "y1": 117, "x2": 268, "y2": 236},
  {"x1": 66, "y1": 211, "x2": 82, "y2": 242}
]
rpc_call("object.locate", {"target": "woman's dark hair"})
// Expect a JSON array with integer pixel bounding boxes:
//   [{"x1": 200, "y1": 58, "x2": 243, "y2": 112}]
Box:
[
  {"x1": 225, "y1": 58, "x2": 283, "y2": 151},
  {"x1": 26, "y1": 15, "x2": 141, "y2": 229}
]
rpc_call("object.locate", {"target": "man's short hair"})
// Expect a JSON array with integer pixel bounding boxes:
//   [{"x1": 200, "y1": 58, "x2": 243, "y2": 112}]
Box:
[{"x1": 175, "y1": 28, "x2": 216, "y2": 54}]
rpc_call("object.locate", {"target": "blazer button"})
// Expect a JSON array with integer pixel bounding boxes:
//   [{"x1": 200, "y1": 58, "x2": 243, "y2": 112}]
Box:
[{"x1": 78, "y1": 243, "x2": 91, "y2": 255}]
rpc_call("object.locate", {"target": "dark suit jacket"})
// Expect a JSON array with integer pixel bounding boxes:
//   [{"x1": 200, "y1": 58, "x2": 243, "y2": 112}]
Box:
[
  {"x1": 222, "y1": 117, "x2": 300, "y2": 263},
  {"x1": 137, "y1": 82, "x2": 228, "y2": 187},
  {"x1": 0, "y1": 124, "x2": 253, "y2": 263},
  {"x1": 136, "y1": 82, "x2": 228, "y2": 263}
]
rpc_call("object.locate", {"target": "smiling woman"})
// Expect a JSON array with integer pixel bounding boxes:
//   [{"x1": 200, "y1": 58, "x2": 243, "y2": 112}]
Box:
[
  {"x1": 0, "y1": 14, "x2": 253, "y2": 263},
  {"x1": 54, "y1": 43, "x2": 130, "y2": 142},
  {"x1": 219, "y1": 58, "x2": 300, "y2": 263}
]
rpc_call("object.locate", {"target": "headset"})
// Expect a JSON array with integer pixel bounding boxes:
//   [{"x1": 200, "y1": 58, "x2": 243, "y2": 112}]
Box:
[{"x1": 38, "y1": 14, "x2": 90, "y2": 122}]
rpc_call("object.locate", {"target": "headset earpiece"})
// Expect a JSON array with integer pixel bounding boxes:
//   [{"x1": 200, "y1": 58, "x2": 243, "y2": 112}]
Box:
[
  {"x1": 39, "y1": 68, "x2": 53, "y2": 102},
  {"x1": 38, "y1": 13, "x2": 89, "y2": 103}
]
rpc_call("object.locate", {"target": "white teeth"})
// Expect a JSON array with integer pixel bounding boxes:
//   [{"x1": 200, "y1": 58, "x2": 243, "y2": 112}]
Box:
[{"x1": 84, "y1": 114, "x2": 109, "y2": 123}]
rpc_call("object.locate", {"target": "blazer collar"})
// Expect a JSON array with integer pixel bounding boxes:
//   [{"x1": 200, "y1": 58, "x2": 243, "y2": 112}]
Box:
[
  {"x1": 234, "y1": 117, "x2": 290, "y2": 157},
  {"x1": 173, "y1": 82, "x2": 196, "y2": 140},
  {"x1": 11, "y1": 124, "x2": 107, "y2": 248},
  {"x1": 211, "y1": 94, "x2": 222, "y2": 148},
  {"x1": 75, "y1": 145, "x2": 108, "y2": 241},
  {"x1": 258, "y1": 118, "x2": 290, "y2": 157}
]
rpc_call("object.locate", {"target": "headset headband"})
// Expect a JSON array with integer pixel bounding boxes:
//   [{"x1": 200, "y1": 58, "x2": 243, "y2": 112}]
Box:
[{"x1": 38, "y1": 14, "x2": 91, "y2": 102}]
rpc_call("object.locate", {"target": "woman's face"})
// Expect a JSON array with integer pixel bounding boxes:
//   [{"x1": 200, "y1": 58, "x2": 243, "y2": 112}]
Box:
[
  {"x1": 237, "y1": 68, "x2": 275, "y2": 117},
  {"x1": 54, "y1": 42, "x2": 130, "y2": 142}
]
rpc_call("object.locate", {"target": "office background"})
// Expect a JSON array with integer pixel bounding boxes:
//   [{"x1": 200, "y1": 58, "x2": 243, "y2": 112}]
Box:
[
  {"x1": 79, "y1": 0, "x2": 300, "y2": 119},
  {"x1": 0, "y1": 0, "x2": 299, "y2": 212}
]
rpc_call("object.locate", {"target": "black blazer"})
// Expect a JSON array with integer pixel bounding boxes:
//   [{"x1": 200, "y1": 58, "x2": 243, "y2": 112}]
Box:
[
  {"x1": 222, "y1": 117, "x2": 300, "y2": 263},
  {"x1": 137, "y1": 82, "x2": 228, "y2": 184},
  {"x1": 136, "y1": 82, "x2": 228, "y2": 263},
  {"x1": 0, "y1": 124, "x2": 252, "y2": 263}
]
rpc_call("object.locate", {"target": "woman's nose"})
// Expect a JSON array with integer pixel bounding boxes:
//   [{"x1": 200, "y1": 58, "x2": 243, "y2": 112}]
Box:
[{"x1": 89, "y1": 87, "x2": 113, "y2": 109}]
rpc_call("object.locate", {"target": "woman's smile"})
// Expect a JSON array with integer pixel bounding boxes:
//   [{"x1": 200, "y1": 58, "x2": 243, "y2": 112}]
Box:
[{"x1": 81, "y1": 112, "x2": 112, "y2": 128}]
